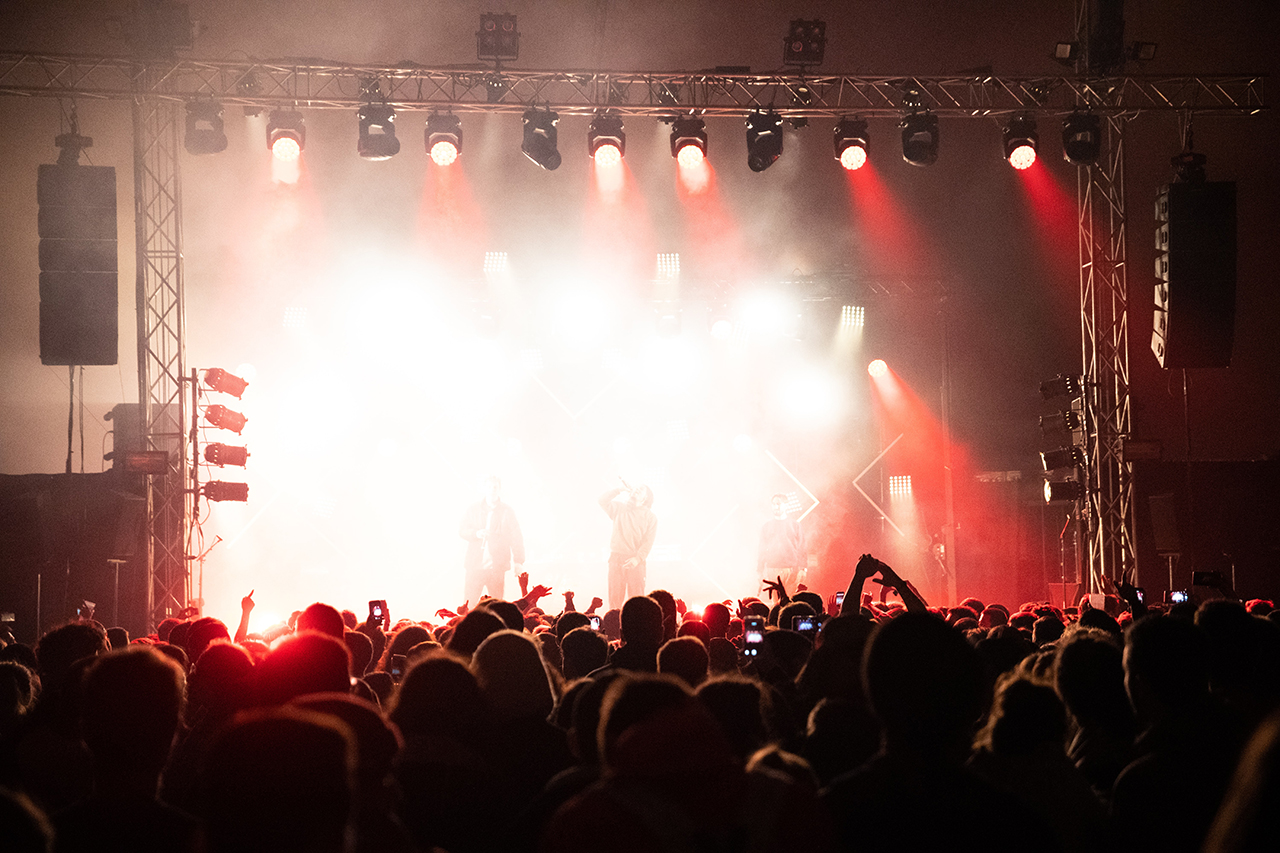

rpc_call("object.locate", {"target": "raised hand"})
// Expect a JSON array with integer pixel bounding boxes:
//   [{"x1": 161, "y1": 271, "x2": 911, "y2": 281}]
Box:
[
  {"x1": 587, "y1": 596, "x2": 603, "y2": 614},
  {"x1": 241, "y1": 590, "x2": 255, "y2": 612}
]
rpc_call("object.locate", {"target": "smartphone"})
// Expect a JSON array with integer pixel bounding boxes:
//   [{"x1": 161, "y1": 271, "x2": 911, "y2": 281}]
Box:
[
  {"x1": 1169, "y1": 590, "x2": 1189, "y2": 604},
  {"x1": 390, "y1": 654, "x2": 407, "y2": 681},
  {"x1": 589, "y1": 615, "x2": 602, "y2": 631},
  {"x1": 834, "y1": 591, "x2": 845, "y2": 608},
  {"x1": 743, "y1": 616, "x2": 765, "y2": 657},
  {"x1": 1134, "y1": 588, "x2": 1145, "y2": 604},
  {"x1": 369, "y1": 599, "x2": 388, "y2": 627},
  {"x1": 792, "y1": 614, "x2": 816, "y2": 634}
]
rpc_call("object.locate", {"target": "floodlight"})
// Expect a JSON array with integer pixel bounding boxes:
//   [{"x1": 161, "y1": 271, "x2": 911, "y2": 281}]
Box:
[
  {"x1": 745, "y1": 111, "x2": 784, "y2": 172},
  {"x1": 184, "y1": 101, "x2": 228, "y2": 155},
  {"x1": 522, "y1": 109, "x2": 562, "y2": 171},
  {"x1": 868, "y1": 359, "x2": 889, "y2": 378},
  {"x1": 670, "y1": 116, "x2": 707, "y2": 166},
  {"x1": 204, "y1": 481, "x2": 249, "y2": 502},
  {"x1": 203, "y1": 368, "x2": 248, "y2": 398},
  {"x1": 357, "y1": 103, "x2": 400, "y2": 161},
  {"x1": 1039, "y1": 374, "x2": 1082, "y2": 401},
  {"x1": 1044, "y1": 480, "x2": 1083, "y2": 503},
  {"x1": 204, "y1": 443, "x2": 249, "y2": 467},
  {"x1": 425, "y1": 113, "x2": 463, "y2": 166},
  {"x1": 1062, "y1": 112, "x2": 1101, "y2": 165},
  {"x1": 900, "y1": 112, "x2": 938, "y2": 166},
  {"x1": 1130, "y1": 41, "x2": 1158, "y2": 62},
  {"x1": 834, "y1": 118, "x2": 869, "y2": 170},
  {"x1": 840, "y1": 306, "x2": 865, "y2": 329},
  {"x1": 1041, "y1": 446, "x2": 1085, "y2": 472},
  {"x1": 588, "y1": 114, "x2": 626, "y2": 165},
  {"x1": 889, "y1": 475, "x2": 913, "y2": 496},
  {"x1": 205, "y1": 404, "x2": 247, "y2": 434},
  {"x1": 266, "y1": 110, "x2": 305, "y2": 161},
  {"x1": 1053, "y1": 42, "x2": 1079, "y2": 64},
  {"x1": 1003, "y1": 116, "x2": 1038, "y2": 170}
]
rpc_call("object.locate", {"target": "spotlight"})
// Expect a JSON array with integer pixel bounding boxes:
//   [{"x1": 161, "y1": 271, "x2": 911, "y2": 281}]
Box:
[
  {"x1": 203, "y1": 368, "x2": 248, "y2": 398},
  {"x1": 204, "y1": 443, "x2": 249, "y2": 467},
  {"x1": 521, "y1": 108, "x2": 561, "y2": 171},
  {"x1": 1041, "y1": 446, "x2": 1085, "y2": 472},
  {"x1": 1039, "y1": 374, "x2": 1082, "y2": 401},
  {"x1": 266, "y1": 110, "x2": 305, "y2": 161},
  {"x1": 204, "y1": 481, "x2": 249, "y2": 502},
  {"x1": 745, "y1": 111, "x2": 784, "y2": 172},
  {"x1": 184, "y1": 101, "x2": 228, "y2": 155},
  {"x1": 1053, "y1": 42, "x2": 1080, "y2": 65},
  {"x1": 357, "y1": 103, "x2": 400, "y2": 161},
  {"x1": 587, "y1": 114, "x2": 625, "y2": 165},
  {"x1": 1003, "y1": 115, "x2": 1038, "y2": 170},
  {"x1": 1044, "y1": 480, "x2": 1083, "y2": 503},
  {"x1": 1062, "y1": 112, "x2": 1101, "y2": 165},
  {"x1": 425, "y1": 113, "x2": 463, "y2": 166},
  {"x1": 1039, "y1": 411, "x2": 1082, "y2": 434},
  {"x1": 204, "y1": 404, "x2": 247, "y2": 434},
  {"x1": 867, "y1": 359, "x2": 889, "y2": 378},
  {"x1": 670, "y1": 116, "x2": 707, "y2": 166},
  {"x1": 834, "y1": 117, "x2": 869, "y2": 171},
  {"x1": 900, "y1": 112, "x2": 938, "y2": 167},
  {"x1": 889, "y1": 475, "x2": 913, "y2": 496}
]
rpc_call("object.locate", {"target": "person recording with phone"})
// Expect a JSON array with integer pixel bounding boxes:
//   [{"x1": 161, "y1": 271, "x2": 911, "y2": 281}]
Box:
[
  {"x1": 598, "y1": 479, "x2": 658, "y2": 610},
  {"x1": 459, "y1": 475, "x2": 525, "y2": 604}
]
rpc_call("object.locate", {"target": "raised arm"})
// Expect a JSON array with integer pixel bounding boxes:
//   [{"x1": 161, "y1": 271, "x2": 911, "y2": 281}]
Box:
[{"x1": 598, "y1": 487, "x2": 624, "y2": 517}]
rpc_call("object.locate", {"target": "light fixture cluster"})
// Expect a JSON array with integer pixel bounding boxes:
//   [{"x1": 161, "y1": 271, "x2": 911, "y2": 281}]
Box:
[
  {"x1": 201, "y1": 367, "x2": 251, "y2": 503},
  {"x1": 1038, "y1": 374, "x2": 1084, "y2": 504},
  {"x1": 201, "y1": 102, "x2": 1104, "y2": 173}
]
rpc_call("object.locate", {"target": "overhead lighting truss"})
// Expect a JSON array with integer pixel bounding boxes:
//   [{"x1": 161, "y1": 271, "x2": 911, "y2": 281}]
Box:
[{"x1": 0, "y1": 54, "x2": 1262, "y2": 118}]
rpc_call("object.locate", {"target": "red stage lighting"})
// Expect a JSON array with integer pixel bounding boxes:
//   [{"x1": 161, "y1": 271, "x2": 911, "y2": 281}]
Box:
[
  {"x1": 1004, "y1": 116, "x2": 1038, "y2": 170},
  {"x1": 425, "y1": 113, "x2": 462, "y2": 166},
  {"x1": 204, "y1": 367, "x2": 248, "y2": 398},
  {"x1": 588, "y1": 114, "x2": 626, "y2": 166},
  {"x1": 266, "y1": 110, "x2": 305, "y2": 161},
  {"x1": 205, "y1": 481, "x2": 249, "y2": 502},
  {"x1": 205, "y1": 404, "x2": 247, "y2": 434},
  {"x1": 205, "y1": 443, "x2": 249, "y2": 467},
  {"x1": 671, "y1": 116, "x2": 707, "y2": 166},
  {"x1": 834, "y1": 117, "x2": 869, "y2": 171},
  {"x1": 867, "y1": 359, "x2": 888, "y2": 378}
]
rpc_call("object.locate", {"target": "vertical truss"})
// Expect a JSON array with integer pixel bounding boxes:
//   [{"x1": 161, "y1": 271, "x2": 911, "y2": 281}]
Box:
[
  {"x1": 132, "y1": 90, "x2": 189, "y2": 629},
  {"x1": 1078, "y1": 115, "x2": 1136, "y2": 591}
]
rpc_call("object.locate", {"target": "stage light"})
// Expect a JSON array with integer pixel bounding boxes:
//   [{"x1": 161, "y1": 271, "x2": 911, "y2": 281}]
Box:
[
  {"x1": 745, "y1": 111, "x2": 784, "y2": 172},
  {"x1": 1039, "y1": 374, "x2": 1082, "y2": 401},
  {"x1": 834, "y1": 117, "x2": 869, "y2": 171},
  {"x1": 868, "y1": 359, "x2": 889, "y2": 378},
  {"x1": 1130, "y1": 41, "x2": 1158, "y2": 62},
  {"x1": 889, "y1": 475, "x2": 913, "y2": 497},
  {"x1": 477, "y1": 13, "x2": 519, "y2": 62},
  {"x1": 184, "y1": 100, "x2": 228, "y2": 155},
  {"x1": 203, "y1": 368, "x2": 248, "y2": 398},
  {"x1": 204, "y1": 404, "x2": 247, "y2": 434},
  {"x1": 204, "y1": 481, "x2": 249, "y2": 502},
  {"x1": 656, "y1": 253, "x2": 680, "y2": 279},
  {"x1": 841, "y1": 306, "x2": 866, "y2": 329},
  {"x1": 356, "y1": 103, "x2": 400, "y2": 161},
  {"x1": 588, "y1": 114, "x2": 625, "y2": 165},
  {"x1": 709, "y1": 306, "x2": 734, "y2": 340},
  {"x1": 483, "y1": 251, "x2": 508, "y2": 275},
  {"x1": 204, "y1": 443, "x2": 249, "y2": 467},
  {"x1": 1041, "y1": 446, "x2": 1085, "y2": 472},
  {"x1": 900, "y1": 112, "x2": 938, "y2": 166},
  {"x1": 425, "y1": 113, "x2": 462, "y2": 166},
  {"x1": 266, "y1": 110, "x2": 305, "y2": 161},
  {"x1": 782, "y1": 19, "x2": 826, "y2": 67},
  {"x1": 671, "y1": 116, "x2": 707, "y2": 166},
  {"x1": 1003, "y1": 115, "x2": 1038, "y2": 170},
  {"x1": 521, "y1": 108, "x2": 562, "y2": 171},
  {"x1": 1062, "y1": 112, "x2": 1101, "y2": 165},
  {"x1": 1039, "y1": 411, "x2": 1082, "y2": 434},
  {"x1": 1044, "y1": 480, "x2": 1083, "y2": 503},
  {"x1": 1053, "y1": 42, "x2": 1079, "y2": 64}
]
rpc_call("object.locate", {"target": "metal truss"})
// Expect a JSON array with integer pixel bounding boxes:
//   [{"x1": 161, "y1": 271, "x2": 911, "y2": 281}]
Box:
[
  {"x1": 131, "y1": 83, "x2": 190, "y2": 629},
  {"x1": 0, "y1": 51, "x2": 1265, "y2": 117},
  {"x1": 1077, "y1": 116, "x2": 1136, "y2": 591}
]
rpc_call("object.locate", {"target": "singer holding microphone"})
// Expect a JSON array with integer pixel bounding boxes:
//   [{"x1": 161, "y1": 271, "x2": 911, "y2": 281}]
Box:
[{"x1": 598, "y1": 478, "x2": 658, "y2": 610}]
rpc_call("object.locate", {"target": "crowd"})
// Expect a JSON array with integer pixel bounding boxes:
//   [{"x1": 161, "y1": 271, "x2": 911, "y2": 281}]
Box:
[{"x1": 1, "y1": 553, "x2": 1279, "y2": 853}]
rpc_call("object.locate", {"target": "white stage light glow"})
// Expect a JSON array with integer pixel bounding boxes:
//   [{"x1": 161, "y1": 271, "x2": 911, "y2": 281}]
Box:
[{"x1": 776, "y1": 367, "x2": 848, "y2": 428}]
